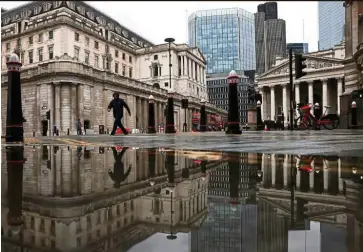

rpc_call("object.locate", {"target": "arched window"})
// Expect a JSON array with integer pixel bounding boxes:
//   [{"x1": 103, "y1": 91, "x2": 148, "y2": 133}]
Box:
[{"x1": 153, "y1": 83, "x2": 160, "y2": 88}]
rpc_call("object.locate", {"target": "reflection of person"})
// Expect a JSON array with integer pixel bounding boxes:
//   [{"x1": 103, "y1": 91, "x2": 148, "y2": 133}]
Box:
[
  {"x1": 76, "y1": 119, "x2": 82, "y2": 135},
  {"x1": 108, "y1": 147, "x2": 131, "y2": 188},
  {"x1": 107, "y1": 92, "x2": 131, "y2": 135}
]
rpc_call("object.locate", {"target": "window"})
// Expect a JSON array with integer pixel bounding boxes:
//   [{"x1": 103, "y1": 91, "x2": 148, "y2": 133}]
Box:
[
  {"x1": 17, "y1": 39, "x2": 21, "y2": 47},
  {"x1": 129, "y1": 67, "x2": 133, "y2": 78},
  {"x1": 20, "y1": 52, "x2": 24, "y2": 64},
  {"x1": 38, "y1": 33, "x2": 43, "y2": 43},
  {"x1": 38, "y1": 48, "x2": 43, "y2": 62},
  {"x1": 85, "y1": 37, "x2": 89, "y2": 47},
  {"x1": 29, "y1": 36, "x2": 33, "y2": 45},
  {"x1": 165, "y1": 82, "x2": 168, "y2": 87},
  {"x1": 153, "y1": 55, "x2": 158, "y2": 60},
  {"x1": 122, "y1": 65, "x2": 126, "y2": 76},
  {"x1": 94, "y1": 55, "x2": 99, "y2": 67},
  {"x1": 105, "y1": 45, "x2": 109, "y2": 53},
  {"x1": 74, "y1": 47, "x2": 79, "y2": 59},
  {"x1": 94, "y1": 41, "x2": 99, "y2": 49},
  {"x1": 129, "y1": 56, "x2": 132, "y2": 63},
  {"x1": 85, "y1": 51, "x2": 89, "y2": 64},
  {"x1": 115, "y1": 62, "x2": 119, "y2": 73},
  {"x1": 6, "y1": 43, "x2": 10, "y2": 51},
  {"x1": 48, "y1": 46, "x2": 53, "y2": 59},
  {"x1": 115, "y1": 50, "x2": 119, "y2": 57},
  {"x1": 122, "y1": 53, "x2": 125, "y2": 60},
  {"x1": 49, "y1": 30, "x2": 53, "y2": 40},
  {"x1": 28, "y1": 51, "x2": 33, "y2": 63},
  {"x1": 6, "y1": 56, "x2": 10, "y2": 62},
  {"x1": 75, "y1": 32, "x2": 79, "y2": 42}
]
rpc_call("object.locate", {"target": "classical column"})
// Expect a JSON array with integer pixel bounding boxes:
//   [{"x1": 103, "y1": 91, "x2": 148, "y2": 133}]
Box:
[
  {"x1": 136, "y1": 97, "x2": 142, "y2": 129},
  {"x1": 60, "y1": 83, "x2": 71, "y2": 134},
  {"x1": 54, "y1": 83, "x2": 61, "y2": 130},
  {"x1": 271, "y1": 154, "x2": 276, "y2": 187},
  {"x1": 35, "y1": 84, "x2": 41, "y2": 135},
  {"x1": 295, "y1": 83, "x2": 300, "y2": 104},
  {"x1": 143, "y1": 98, "x2": 148, "y2": 129},
  {"x1": 47, "y1": 83, "x2": 54, "y2": 136},
  {"x1": 270, "y1": 86, "x2": 275, "y2": 120},
  {"x1": 103, "y1": 88, "x2": 108, "y2": 129},
  {"x1": 71, "y1": 84, "x2": 77, "y2": 134},
  {"x1": 282, "y1": 84, "x2": 288, "y2": 121},
  {"x1": 337, "y1": 77, "x2": 343, "y2": 115},
  {"x1": 322, "y1": 79, "x2": 328, "y2": 110},
  {"x1": 283, "y1": 155, "x2": 288, "y2": 188},
  {"x1": 262, "y1": 88, "x2": 268, "y2": 120},
  {"x1": 308, "y1": 81, "x2": 314, "y2": 105},
  {"x1": 77, "y1": 84, "x2": 84, "y2": 124}
]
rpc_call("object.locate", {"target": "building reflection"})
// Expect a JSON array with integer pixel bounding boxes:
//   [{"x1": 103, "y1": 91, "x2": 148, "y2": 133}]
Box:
[
  {"x1": 1, "y1": 146, "x2": 220, "y2": 251},
  {"x1": 1, "y1": 147, "x2": 363, "y2": 252}
]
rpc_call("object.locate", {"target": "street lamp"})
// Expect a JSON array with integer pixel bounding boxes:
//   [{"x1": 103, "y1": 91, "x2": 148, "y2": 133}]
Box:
[{"x1": 164, "y1": 37, "x2": 175, "y2": 91}]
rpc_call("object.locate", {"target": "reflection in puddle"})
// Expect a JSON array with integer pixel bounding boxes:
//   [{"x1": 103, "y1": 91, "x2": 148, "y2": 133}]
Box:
[{"x1": 1, "y1": 146, "x2": 363, "y2": 252}]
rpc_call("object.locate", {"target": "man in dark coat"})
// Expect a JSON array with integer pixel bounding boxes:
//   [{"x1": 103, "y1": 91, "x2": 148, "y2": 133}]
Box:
[
  {"x1": 107, "y1": 92, "x2": 131, "y2": 135},
  {"x1": 108, "y1": 147, "x2": 131, "y2": 188}
]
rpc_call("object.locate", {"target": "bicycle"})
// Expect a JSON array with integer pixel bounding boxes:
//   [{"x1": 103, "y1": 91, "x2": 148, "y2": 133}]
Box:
[{"x1": 295, "y1": 103, "x2": 340, "y2": 130}]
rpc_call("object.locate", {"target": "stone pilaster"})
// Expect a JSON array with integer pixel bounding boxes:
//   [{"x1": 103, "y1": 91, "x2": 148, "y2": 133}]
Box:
[
  {"x1": 54, "y1": 83, "x2": 61, "y2": 131},
  {"x1": 71, "y1": 84, "x2": 77, "y2": 133},
  {"x1": 337, "y1": 77, "x2": 343, "y2": 115},
  {"x1": 60, "y1": 83, "x2": 71, "y2": 134},
  {"x1": 77, "y1": 84, "x2": 84, "y2": 126},
  {"x1": 126, "y1": 94, "x2": 136, "y2": 129}
]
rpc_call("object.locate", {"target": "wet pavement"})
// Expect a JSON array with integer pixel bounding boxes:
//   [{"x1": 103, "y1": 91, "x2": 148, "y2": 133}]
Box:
[
  {"x1": 17, "y1": 129, "x2": 363, "y2": 157},
  {"x1": 1, "y1": 144, "x2": 363, "y2": 252}
]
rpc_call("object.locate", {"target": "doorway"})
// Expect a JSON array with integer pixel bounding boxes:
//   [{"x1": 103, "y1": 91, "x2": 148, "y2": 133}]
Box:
[{"x1": 41, "y1": 120, "x2": 48, "y2": 136}]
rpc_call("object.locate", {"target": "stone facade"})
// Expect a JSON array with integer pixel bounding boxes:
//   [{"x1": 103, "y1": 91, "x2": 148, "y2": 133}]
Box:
[
  {"x1": 1, "y1": 1, "x2": 226, "y2": 136},
  {"x1": 256, "y1": 43, "x2": 345, "y2": 124}
]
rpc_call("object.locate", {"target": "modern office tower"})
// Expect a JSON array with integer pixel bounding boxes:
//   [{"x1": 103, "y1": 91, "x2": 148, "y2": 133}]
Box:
[
  {"x1": 318, "y1": 1, "x2": 345, "y2": 51},
  {"x1": 257, "y1": 2, "x2": 278, "y2": 20},
  {"x1": 188, "y1": 8, "x2": 256, "y2": 74},
  {"x1": 255, "y1": 2, "x2": 287, "y2": 75},
  {"x1": 206, "y1": 70, "x2": 255, "y2": 124},
  {"x1": 286, "y1": 43, "x2": 309, "y2": 55}
]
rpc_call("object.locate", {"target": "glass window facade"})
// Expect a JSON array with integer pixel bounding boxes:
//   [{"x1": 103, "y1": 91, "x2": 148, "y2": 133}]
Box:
[
  {"x1": 286, "y1": 43, "x2": 309, "y2": 55},
  {"x1": 318, "y1": 1, "x2": 345, "y2": 51},
  {"x1": 188, "y1": 8, "x2": 256, "y2": 74}
]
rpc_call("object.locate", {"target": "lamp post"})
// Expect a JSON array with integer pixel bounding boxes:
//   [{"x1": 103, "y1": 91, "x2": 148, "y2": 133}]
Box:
[{"x1": 164, "y1": 37, "x2": 176, "y2": 134}]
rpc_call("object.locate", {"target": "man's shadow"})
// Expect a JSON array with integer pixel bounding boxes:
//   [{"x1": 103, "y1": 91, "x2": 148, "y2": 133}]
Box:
[{"x1": 108, "y1": 147, "x2": 132, "y2": 188}]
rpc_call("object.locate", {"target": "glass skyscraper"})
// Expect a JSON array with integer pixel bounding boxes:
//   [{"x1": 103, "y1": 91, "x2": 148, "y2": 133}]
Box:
[
  {"x1": 188, "y1": 8, "x2": 256, "y2": 74},
  {"x1": 318, "y1": 1, "x2": 345, "y2": 51}
]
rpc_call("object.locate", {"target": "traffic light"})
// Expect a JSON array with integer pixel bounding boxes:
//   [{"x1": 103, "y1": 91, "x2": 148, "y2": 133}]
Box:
[
  {"x1": 46, "y1": 110, "x2": 50, "y2": 120},
  {"x1": 295, "y1": 54, "x2": 307, "y2": 79}
]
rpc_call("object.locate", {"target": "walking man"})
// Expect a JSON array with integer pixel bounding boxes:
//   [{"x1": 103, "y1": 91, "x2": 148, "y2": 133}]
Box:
[{"x1": 107, "y1": 92, "x2": 131, "y2": 135}]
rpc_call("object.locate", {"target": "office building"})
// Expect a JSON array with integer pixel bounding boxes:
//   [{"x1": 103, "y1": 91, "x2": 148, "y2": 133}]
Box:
[
  {"x1": 206, "y1": 70, "x2": 255, "y2": 124},
  {"x1": 188, "y1": 8, "x2": 256, "y2": 74},
  {"x1": 286, "y1": 43, "x2": 309, "y2": 55},
  {"x1": 318, "y1": 1, "x2": 345, "y2": 51},
  {"x1": 255, "y1": 2, "x2": 287, "y2": 75}
]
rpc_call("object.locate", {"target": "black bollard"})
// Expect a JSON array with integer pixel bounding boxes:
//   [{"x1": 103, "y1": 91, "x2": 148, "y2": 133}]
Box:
[
  {"x1": 6, "y1": 146, "x2": 25, "y2": 233},
  {"x1": 199, "y1": 99, "x2": 207, "y2": 132},
  {"x1": 148, "y1": 95, "x2": 157, "y2": 134},
  {"x1": 165, "y1": 91, "x2": 176, "y2": 134},
  {"x1": 228, "y1": 153, "x2": 241, "y2": 206},
  {"x1": 67, "y1": 128, "x2": 70, "y2": 135},
  {"x1": 226, "y1": 70, "x2": 242, "y2": 134},
  {"x1": 256, "y1": 100, "x2": 263, "y2": 130},
  {"x1": 313, "y1": 103, "x2": 321, "y2": 130},
  {"x1": 6, "y1": 53, "x2": 24, "y2": 143},
  {"x1": 148, "y1": 148, "x2": 156, "y2": 186},
  {"x1": 351, "y1": 101, "x2": 357, "y2": 129}
]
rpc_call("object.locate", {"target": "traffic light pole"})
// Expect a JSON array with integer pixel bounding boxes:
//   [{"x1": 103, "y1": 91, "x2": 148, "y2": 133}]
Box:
[{"x1": 289, "y1": 49, "x2": 294, "y2": 131}]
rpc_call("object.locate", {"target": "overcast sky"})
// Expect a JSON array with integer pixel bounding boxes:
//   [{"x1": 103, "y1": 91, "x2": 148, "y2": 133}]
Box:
[{"x1": 1, "y1": 1, "x2": 319, "y2": 52}]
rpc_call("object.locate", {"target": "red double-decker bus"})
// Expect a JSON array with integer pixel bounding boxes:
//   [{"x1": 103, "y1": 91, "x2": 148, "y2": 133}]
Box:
[{"x1": 191, "y1": 113, "x2": 225, "y2": 132}]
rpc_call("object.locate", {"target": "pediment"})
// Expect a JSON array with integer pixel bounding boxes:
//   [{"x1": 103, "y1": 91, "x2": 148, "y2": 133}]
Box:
[
  {"x1": 257, "y1": 55, "x2": 344, "y2": 80},
  {"x1": 189, "y1": 47, "x2": 206, "y2": 64}
]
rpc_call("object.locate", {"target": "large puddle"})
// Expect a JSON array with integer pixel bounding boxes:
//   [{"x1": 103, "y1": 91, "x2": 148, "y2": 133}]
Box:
[{"x1": 1, "y1": 145, "x2": 363, "y2": 252}]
